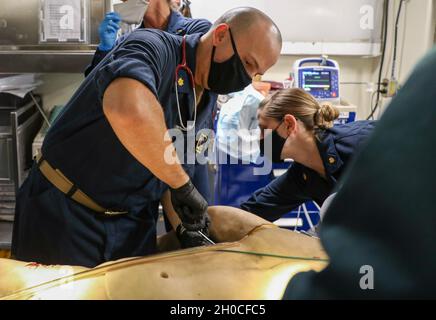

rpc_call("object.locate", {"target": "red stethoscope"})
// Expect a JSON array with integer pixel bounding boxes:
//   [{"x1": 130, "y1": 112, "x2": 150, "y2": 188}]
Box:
[{"x1": 174, "y1": 35, "x2": 197, "y2": 132}]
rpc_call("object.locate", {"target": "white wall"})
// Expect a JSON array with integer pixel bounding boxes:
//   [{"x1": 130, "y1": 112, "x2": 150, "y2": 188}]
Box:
[
  {"x1": 191, "y1": 0, "x2": 384, "y2": 56},
  {"x1": 395, "y1": 0, "x2": 435, "y2": 82},
  {"x1": 263, "y1": 0, "x2": 436, "y2": 120},
  {"x1": 374, "y1": 0, "x2": 435, "y2": 117},
  {"x1": 36, "y1": 0, "x2": 436, "y2": 121}
]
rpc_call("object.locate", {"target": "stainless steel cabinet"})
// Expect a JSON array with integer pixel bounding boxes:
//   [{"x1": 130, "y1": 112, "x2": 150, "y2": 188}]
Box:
[
  {"x1": 0, "y1": 0, "x2": 110, "y2": 72},
  {"x1": 0, "y1": 133, "x2": 14, "y2": 183},
  {"x1": 0, "y1": 96, "x2": 43, "y2": 217}
]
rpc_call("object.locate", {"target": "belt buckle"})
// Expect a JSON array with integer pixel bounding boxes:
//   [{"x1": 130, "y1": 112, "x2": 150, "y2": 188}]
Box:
[{"x1": 104, "y1": 210, "x2": 128, "y2": 216}]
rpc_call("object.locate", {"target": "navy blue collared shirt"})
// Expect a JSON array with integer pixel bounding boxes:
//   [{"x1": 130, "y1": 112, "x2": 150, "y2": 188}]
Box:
[
  {"x1": 43, "y1": 29, "x2": 215, "y2": 216},
  {"x1": 84, "y1": 10, "x2": 211, "y2": 76},
  {"x1": 240, "y1": 121, "x2": 376, "y2": 221}
]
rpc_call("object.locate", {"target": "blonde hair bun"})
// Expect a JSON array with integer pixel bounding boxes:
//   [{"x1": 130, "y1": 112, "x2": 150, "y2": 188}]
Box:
[
  {"x1": 315, "y1": 102, "x2": 340, "y2": 129},
  {"x1": 259, "y1": 88, "x2": 340, "y2": 132}
]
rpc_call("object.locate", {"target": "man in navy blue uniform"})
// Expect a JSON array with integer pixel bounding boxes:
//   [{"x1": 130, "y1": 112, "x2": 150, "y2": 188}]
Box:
[
  {"x1": 11, "y1": 7, "x2": 282, "y2": 267},
  {"x1": 87, "y1": 0, "x2": 215, "y2": 225}
]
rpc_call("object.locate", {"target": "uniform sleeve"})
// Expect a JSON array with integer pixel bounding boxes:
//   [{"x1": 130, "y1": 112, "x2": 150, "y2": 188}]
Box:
[
  {"x1": 84, "y1": 48, "x2": 110, "y2": 77},
  {"x1": 84, "y1": 34, "x2": 131, "y2": 77},
  {"x1": 184, "y1": 18, "x2": 212, "y2": 35},
  {"x1": 94, "y1": 32, "x2": 165, "y2": 103},
  {"x1": 240, "y1": 164, "x2": 309, "y2": 222}
]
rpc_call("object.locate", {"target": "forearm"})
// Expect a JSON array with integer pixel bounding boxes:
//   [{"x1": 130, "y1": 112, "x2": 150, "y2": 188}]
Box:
[
  {"x1": 161, "y1": 190, "x2": 182, "y2": 230},
  {"x1": 240, "y1": 171, "x2": 305, "y2": 221},
  {"x1": 103, "y1": 78, "x2": 189, "y2": 188},
  {"x1": 240, "y1": 191, "x2": 296, "y2": 222}
]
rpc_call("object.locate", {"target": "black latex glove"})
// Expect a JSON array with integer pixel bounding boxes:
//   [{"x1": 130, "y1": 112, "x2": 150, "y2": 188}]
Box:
[
  {"x1": 170, "y1": 180, "x2": 209, "y2": 231},
  {"x1": 176, "y1": 223, "x2": 212, "y2": 249}
]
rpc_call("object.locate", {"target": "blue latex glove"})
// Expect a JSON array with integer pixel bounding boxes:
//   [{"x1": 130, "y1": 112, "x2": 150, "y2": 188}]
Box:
[{"x1": 98, "y1": 12, "x2": 121, "y2": 52}]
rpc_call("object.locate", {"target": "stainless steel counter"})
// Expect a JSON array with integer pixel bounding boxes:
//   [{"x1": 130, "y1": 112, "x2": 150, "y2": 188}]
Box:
[{"x1": 0, "y1": 50, "x2": 96, "y2": 73}]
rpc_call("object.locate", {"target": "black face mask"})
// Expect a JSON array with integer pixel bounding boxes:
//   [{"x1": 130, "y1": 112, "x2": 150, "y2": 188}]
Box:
[
  {"x1": 208, "y1": 28, "x2": 252, "y2": 95},
  {"x1": 259, "y1": 123, "x2": 287, "y2": 163}
]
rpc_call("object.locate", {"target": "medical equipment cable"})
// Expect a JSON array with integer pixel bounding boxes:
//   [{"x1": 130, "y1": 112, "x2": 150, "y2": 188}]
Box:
[
  {"x1": 29, "y1": 92, "x2": 51, "y2": 127},
  {"x1": 391, "y1": 0, "x2": 405, "y2": 79},
  {"x1": 370, "y1": 90, "x2": 378, "y2": 113},
  {"x1": 216, "y1": 249, "x2": 329, "y2": 262},
  {"x1": 367, "y1": 0, "x2": 389, "y2": 120}
]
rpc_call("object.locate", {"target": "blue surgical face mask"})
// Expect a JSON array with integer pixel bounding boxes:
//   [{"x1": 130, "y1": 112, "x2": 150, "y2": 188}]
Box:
[{"x1": 207, "y1": 28, "x2": 252, "y2": 95}]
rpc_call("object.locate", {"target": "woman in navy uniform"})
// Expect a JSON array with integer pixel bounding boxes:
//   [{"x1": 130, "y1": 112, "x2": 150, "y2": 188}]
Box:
[{"x1": 241, "y1": 88, "x2": 375, "y2": 222}]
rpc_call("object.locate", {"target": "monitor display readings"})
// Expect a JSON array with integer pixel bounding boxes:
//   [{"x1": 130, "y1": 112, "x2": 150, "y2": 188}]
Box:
[{"x1": 301, "y1": 70, "x2": 332, "y2": 93}]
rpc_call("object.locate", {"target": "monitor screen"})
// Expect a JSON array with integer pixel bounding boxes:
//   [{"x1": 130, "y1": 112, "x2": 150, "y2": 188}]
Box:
[{"x1": 301, "y1": 70, "x2": 331, "y2": 93}]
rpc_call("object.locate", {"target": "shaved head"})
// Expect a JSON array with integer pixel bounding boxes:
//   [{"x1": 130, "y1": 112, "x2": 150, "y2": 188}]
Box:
[
  {"x1": 213, "y1": 7, "x2": 282, "y2": 48},
  {"x1": 195, "y1": 7, "x2": 282, "y2": 91}
]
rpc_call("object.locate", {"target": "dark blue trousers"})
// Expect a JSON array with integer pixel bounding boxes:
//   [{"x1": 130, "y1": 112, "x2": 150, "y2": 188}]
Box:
[{"x1": 11, "y1": 165, "x2": 158, "y2": 268}]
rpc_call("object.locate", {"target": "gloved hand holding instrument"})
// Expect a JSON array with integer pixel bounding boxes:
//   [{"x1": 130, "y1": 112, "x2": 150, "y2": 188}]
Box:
[
  {"x1": 98, "y1": 12, "x2": 121, "y2": 52},
  {"x1": 164, "y1": 180, "x2": 214, "y2": 248}
]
